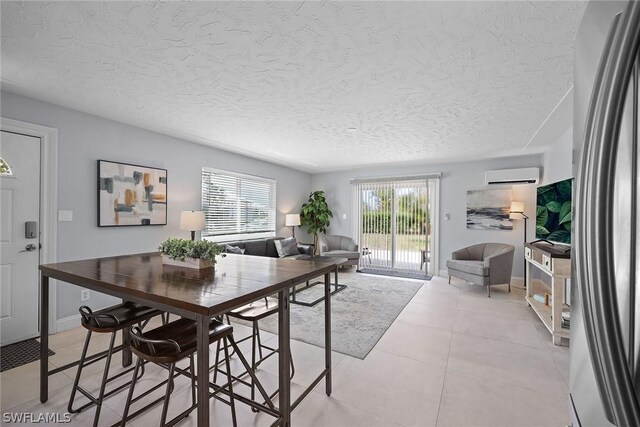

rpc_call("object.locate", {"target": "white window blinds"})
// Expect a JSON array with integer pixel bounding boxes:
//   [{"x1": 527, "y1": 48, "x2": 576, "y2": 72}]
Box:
[{"x1": 201, "y1": 168, "x2": 276, "y2": 241}]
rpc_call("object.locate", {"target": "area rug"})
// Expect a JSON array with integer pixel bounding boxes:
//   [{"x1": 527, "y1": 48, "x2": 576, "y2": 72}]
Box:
[
  {"x1": 0, "y1": 339, "x2": 55, "y2": 372},
  {"x1": 247, "y1": 273, "x2": 423, "y2": 359},
  {"x1": 358, "y1": 268, "x2": 432, "y2": 281}
]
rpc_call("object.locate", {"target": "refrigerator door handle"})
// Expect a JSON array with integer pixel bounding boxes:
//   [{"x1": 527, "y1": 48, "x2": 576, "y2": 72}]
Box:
[{"x1": 575, "y1": 2, "x2": 640, "y2": 425}]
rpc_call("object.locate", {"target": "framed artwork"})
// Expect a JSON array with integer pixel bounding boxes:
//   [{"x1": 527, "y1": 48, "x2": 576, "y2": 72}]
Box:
[
  {"x1": 98, "y1": 160, "x2": 167, "y2": 226},
  {"x1": 466, "y1": 188, "x2": 513, "y2": 230}
]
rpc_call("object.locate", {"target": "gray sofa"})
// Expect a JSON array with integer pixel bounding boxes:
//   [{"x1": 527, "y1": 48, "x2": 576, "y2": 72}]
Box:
[
  {"x1": 445, "y1": 243, "x2": 515, "y2": 297},
  {"x1": 223, "y1": 237, "x2": 312, "y2": 259},
  {"x1": 318, "y1": 235, "x2": 360, "y2": 267}
]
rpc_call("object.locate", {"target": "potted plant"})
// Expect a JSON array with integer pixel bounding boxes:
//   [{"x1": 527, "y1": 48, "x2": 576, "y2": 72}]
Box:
[
  {"x1": 159, "y1": 237, "x2": 225, "y2": 270},
  {"x1": 300, "y1": 190, "x2": 333, "y2": 255}
]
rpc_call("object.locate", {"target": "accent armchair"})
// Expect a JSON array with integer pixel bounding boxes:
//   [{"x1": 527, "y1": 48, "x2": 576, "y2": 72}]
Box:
[
  {"x1": 446, "y1": 243, "x2": 515, "y2": 297},
  {"x1": 317, "y1": 235, "x2": 360, "y2": 267}
]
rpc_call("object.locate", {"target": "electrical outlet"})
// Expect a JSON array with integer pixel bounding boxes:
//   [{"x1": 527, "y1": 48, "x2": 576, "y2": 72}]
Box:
[{"x1": 80, "y1": 289, "x2": 90, "y2": 301}]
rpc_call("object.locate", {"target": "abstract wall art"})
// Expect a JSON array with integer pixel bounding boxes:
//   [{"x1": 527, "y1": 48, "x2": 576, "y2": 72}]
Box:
[
  {"x1": 98, "y1": 160, "x2": 167, "y2": 226},
  {"x1": 466, "y1": 188, "x2": 513, "y2": 230}
]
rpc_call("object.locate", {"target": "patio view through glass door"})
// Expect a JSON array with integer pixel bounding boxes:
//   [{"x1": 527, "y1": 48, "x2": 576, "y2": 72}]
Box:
[{"x1": 353, "y1": 176, "x2": 439, "y2": 277}]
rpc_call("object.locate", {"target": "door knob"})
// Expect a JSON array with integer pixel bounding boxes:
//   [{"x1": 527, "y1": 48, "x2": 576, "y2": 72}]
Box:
[{"x1": 20, "y1": 244, "x2": 37, "y2": 253}]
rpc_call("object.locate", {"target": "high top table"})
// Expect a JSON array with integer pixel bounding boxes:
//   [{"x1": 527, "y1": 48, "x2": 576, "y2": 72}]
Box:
[{"x1": 39, "y1": 252, "x2": 343, "y2": 427}]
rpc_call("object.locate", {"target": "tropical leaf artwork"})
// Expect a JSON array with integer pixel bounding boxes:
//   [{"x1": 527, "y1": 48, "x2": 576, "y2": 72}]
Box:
[{"x1": 536, "y1": 178, "x2": 572, "y2": 244}]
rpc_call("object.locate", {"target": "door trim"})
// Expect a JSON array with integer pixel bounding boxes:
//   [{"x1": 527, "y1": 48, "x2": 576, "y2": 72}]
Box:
[{"x1": 1, "y1": 117, "x2": 58, "y2": 336}]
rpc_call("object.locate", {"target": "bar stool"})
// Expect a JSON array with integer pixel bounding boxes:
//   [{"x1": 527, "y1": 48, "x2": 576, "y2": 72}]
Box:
[
  {"x1": 120, "y1": 317, "x2": 274, "y2": 427},
  {"x1": 67, "y1": 302, "x2": 163, "y2": 427},
  {"x1": 220, "y1": 297, "x2": 295, "y2": 405}
]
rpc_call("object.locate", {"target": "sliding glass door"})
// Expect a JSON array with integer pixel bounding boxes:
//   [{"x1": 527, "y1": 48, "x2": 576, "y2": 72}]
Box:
[{"x1": 352, "y1": 175, "x2": 439, "y2": 276}]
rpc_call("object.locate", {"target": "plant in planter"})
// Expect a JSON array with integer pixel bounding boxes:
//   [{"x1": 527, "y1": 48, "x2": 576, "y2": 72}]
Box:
[
  {"x1": 158, "y1": 238, "x2": 225, "y2": 269},
  {"x1": 300, "y1": 190, "x2": 333, "y2": 255}
]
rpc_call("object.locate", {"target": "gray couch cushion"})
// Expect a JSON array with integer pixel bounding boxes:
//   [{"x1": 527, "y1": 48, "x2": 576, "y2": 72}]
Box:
[
  {"x1": 274, "y1": 237, "x2": 299, "y2": 257},
  {"x1": 446, "y1": 260, "x2": 489, "y2": 276},
  {"x1": 265, "y1": 238, "x2": 280, "y2": 258},
  {"x1": 225, "y1": 244, "x2": 245, "y2": 254},
  {"x1": 223, "y1": 242, "x2": 245, "y2": 252},
  {"x1": 243, "y1": 240, "x2": 268, "y2": 256}
]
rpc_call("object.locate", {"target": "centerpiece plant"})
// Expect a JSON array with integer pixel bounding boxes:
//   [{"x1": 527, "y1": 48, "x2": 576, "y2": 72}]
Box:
[
  {"x1": 300, "y1": 190, "x2": 333, "y2": 255},
  {"x1": 159, "y1": 237, "x2": 224, "y2": 269}
]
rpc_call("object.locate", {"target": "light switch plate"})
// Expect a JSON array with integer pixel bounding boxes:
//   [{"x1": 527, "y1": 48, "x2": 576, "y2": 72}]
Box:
[{"x1": 58, "y1": 210, "x2": 73, "y2": 222}]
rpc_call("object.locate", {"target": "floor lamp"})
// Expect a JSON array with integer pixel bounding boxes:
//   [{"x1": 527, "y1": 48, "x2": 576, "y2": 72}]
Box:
[{"x1": 510, "y1": 202, "x2": 529, "y2": 289}]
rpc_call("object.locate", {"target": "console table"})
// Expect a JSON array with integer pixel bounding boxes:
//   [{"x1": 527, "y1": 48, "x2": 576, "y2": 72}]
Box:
[{"x1": 524, "y1": 242, "x2": 571, "y2": 345}]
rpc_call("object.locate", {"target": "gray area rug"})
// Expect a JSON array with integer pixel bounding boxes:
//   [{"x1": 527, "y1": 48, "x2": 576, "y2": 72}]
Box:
[{"x1": 246, "y1": 274, "x2": 423, "y2": 359}]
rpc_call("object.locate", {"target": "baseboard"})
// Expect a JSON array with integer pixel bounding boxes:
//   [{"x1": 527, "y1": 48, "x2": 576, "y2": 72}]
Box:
[
  {"x1": 56, "y1": 314, "x2": 81, "y2": 333},
  {"x1": 511, "y1": 276, "x2": 524, "y2": 289}
]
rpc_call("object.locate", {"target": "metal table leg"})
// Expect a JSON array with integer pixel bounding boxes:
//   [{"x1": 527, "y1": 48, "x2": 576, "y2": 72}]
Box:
[
  {"x1": 324, "y1": 272, "x2": 332, "y2": 396},
  {"x1": 278, "y1": 287, "x2": 291, "y2": 426},
  {"x1": 122, "y1": 323, "x2": 132, "y2": 367},
  {"x1": 40, "y1": 273, "x2": 49, "y2": 403},
  {"x1": 196, "y1": 313, "x2": 210, "y2": 427}
]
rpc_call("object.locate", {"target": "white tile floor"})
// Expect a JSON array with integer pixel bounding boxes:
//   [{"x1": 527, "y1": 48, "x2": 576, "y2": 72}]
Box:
[{"x1": 0, "y1": 272, "x2": 570, "y2": 426}]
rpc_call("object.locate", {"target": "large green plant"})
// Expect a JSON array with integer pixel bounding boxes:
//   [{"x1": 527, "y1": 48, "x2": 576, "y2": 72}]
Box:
[
  {"x1": 300, "y1": 191, "x2": 333, "y2": 253},
  {"x1": 158, "y1": 238, "x2": 224, "y2": 262}
]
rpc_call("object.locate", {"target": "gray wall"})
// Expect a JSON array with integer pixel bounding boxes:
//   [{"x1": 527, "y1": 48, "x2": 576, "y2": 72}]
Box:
[
  {"x1": 542, "y1": 126, "x2": 573, "y2": 184},
  {"x1": 311, "y1": 154, "x2": 543, "y2": 277},
  {"x1": 1, "y1": 91, "x2": 312, "y2": 320}
]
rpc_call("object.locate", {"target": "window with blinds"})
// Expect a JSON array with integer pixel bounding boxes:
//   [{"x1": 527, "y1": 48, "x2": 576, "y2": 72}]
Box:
[{"x1": 201, "y1": 168, "x2": 276, "y2": 242}]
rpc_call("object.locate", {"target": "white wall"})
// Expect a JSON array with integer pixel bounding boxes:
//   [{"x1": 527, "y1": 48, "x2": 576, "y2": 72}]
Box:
[
  {"x1": 311, "y1": 155, "x2": 542, "y2": 277},
  {"x1": 1, "y1": 91, "x2": 312, "y2": 321},
  {"x1": 542, "y1": 126, "x2": 573, "y2": 184}
]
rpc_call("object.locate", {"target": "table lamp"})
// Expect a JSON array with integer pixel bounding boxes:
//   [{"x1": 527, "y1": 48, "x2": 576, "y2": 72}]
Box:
[
  {"x1": 285, "y1": 214, "x2": 301, "y2": 238},
  {"x1": 510, "y1": 201, "x2": 529, "y2": 288},
  {"x1": 180, "y1": 211, "x2": 205, "y2": 240}
]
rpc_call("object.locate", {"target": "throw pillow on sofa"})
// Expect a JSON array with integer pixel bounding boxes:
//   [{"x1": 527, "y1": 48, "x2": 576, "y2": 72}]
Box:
[
  {"x1": 225, "y1": 244, "x2": 245, "y2": 254},
  {"x1": 275, "y1": 237, "x2": 299, "y2": 257}
]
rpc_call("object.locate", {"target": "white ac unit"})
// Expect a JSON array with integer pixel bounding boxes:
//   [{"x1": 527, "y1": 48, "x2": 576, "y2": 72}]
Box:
[{"x1": 485, "y1": 167, "x2": 540, "y2": 185}]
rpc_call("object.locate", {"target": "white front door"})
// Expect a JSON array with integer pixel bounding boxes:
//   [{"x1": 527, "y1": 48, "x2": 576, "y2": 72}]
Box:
[{"x1": 0, "y1": 131, "x2": 41, "y2": 345}]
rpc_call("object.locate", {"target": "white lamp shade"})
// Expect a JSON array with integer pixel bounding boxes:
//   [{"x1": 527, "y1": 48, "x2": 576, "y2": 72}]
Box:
[
  {"x1": 180, "y1": 211, "x2": 205, "y2": 231},
  {"x1": 509, "y1": 201, "x2": 524, "y2": 220},
  {"x1": 285, "y1": 214, "x2": 301, "y2": 227}
]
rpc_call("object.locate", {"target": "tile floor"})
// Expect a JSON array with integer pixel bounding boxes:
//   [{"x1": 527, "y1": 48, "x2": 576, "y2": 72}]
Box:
[{"x1": 0, "y1": 272, "x2": 570, "y2": 426}]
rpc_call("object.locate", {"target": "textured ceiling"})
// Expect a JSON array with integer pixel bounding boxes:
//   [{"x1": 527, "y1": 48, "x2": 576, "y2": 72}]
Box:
[{"x1": 1, "y1": 1, "x2": 585, "y2": 173}]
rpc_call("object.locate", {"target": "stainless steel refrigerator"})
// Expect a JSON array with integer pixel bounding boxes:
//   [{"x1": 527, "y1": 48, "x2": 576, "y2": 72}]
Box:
[{"x1": 571, "y1": 0, "x2": 640, "y2": 426}]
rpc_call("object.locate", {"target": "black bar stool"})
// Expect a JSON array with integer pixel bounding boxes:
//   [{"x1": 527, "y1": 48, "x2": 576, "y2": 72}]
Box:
[
  {"x1": 221, "y1": 297, "x2": 295, "y2": 405},
  {"x1": 120, "y1": 317, "x2": 274, "y2": 427},
  {"x1": 67, "y1": 302, "x2": 163, "y2": 427}
]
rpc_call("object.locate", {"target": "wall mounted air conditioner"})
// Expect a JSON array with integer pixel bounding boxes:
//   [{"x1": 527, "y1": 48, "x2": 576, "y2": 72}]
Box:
[{"x1": 485, "y1": 167, "x2": 540, "y2": 185}]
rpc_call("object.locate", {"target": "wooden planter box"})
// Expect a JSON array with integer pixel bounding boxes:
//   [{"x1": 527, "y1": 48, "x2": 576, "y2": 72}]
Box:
[{"x1": 161, "y1": 255, "x2": 214, "y2": 270}]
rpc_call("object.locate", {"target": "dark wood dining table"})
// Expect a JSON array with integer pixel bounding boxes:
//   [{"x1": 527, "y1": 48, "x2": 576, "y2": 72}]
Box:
[{"x1": 39, "y1": 252, "x2": 343, "y2": 427}]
